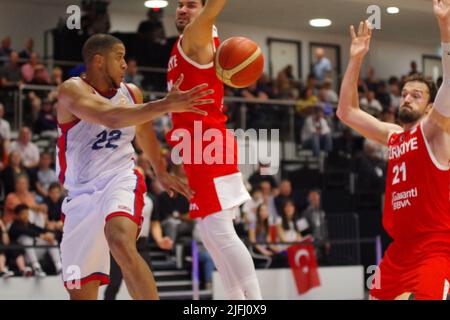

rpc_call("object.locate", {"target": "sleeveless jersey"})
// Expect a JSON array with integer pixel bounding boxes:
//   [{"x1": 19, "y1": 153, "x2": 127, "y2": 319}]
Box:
[
  {"x1": 165, "y1": 26, "x2": 238, "y2": 177},
  {"x1": 383, "y1": 123, "x2": 450, "y2": 243},
  {"x1": 56, "y1": 78, "x2": 137, "y2": 195}
]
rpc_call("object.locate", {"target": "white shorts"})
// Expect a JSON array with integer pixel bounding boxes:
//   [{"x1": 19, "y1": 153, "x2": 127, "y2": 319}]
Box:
[{"x1": 60, "y1": 168, "x2": 146, "y2": 288}]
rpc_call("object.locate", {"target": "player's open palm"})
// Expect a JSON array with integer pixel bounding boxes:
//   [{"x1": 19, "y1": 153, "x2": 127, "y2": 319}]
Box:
[
  {"x1": 165, "y1": 74, "x2": 214, "y2": 116},
  {"x1": 350, "y1": 21, "x2": 372, "y2": 60},
  {"x1": 433, "y1": 0, "x2": 450, "y2": 23}
]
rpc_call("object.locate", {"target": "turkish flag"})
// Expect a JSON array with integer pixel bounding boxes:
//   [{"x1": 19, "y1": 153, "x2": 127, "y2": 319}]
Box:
[{"x1": 287, "y1": 243, "x2": 321, "y2": 295}]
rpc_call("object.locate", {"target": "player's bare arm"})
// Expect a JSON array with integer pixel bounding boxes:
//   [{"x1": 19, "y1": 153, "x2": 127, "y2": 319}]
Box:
[
  {"x1": 181, "y1": 0, "x2": 226, "y2": 63},
  {"x1": 337, "y1": 21, "x2": 402, "y2": 146},
  {"x1": 128, "y1": 83, "x2": 194, "y2": 200},
  {"x1": 57, "y1": 75, "x2": 213, "y2": 129},
  {"x1": 422, "y1": 0, "x2": 450, "y2": 166}
]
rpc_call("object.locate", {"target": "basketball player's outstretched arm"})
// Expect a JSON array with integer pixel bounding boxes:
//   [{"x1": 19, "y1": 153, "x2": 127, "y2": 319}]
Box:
[
  {"x1": 182, "y1": 0, "x2": 226, "y2": 57},
  {"x1": 422, "y1": 0, "x2": 450, "y2": 164},
  {"x1": 337, "y1": 21, "x2": 402, "y2": 146},
  {"x1": 129, "y1": 83, "x2": 195, "y2": 199},
  {"x1": 57, "y1": 75, "x2": 213, "y2": 129}
]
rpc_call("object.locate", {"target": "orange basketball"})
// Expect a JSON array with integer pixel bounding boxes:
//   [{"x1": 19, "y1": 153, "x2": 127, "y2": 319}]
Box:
[{"x1": 215, "y1": 37, "x2": 264, "y2": 88}]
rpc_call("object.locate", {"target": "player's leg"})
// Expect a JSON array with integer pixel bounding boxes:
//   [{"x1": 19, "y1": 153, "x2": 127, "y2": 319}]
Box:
[
  {"x1": 68, "y1": 280, "x2": 101, "y2": 300},
  {"x1": 197, "y1": 209, "x2": 262, "y2": 300},
  {"x1": 61, "y1": 193, "x2": 111, "y2": 300},
  {"x1": 105, "y1": 216, "x2": 159, "y2": 300}
]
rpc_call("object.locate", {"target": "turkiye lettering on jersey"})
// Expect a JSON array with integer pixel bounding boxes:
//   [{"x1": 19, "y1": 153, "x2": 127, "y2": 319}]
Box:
[{"x1": 383, "y1": 123, "x2": 450, "y2": 242}]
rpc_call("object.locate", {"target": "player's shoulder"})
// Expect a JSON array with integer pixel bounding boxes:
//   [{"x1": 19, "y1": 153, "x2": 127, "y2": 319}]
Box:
[
  {"x1": 122, "y1": 82, "x2": 143, "y2": 103},
  {"x1": 59, "y1": 77, "x2": 90, "y2": 96}
]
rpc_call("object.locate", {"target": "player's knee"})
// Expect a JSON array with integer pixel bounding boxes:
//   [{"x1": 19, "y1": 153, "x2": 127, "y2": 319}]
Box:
[{"x1": 106, "y1": 229, "x2": 138, "y2": 263}]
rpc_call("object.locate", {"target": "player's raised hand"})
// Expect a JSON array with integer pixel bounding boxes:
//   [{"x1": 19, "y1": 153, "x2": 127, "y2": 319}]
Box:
[
  {"x1": 434, "y1": 0, "x2": 450, "y2": 22},
  {"x1": 164, "y1": 74, "x2": 213, "y2": 116},
  {"x1": 349, "y1": 21, "x2": 372, "y2": 60},
  {"x1": 156, "y1": 170, "x2": 194, "y2": 200}
]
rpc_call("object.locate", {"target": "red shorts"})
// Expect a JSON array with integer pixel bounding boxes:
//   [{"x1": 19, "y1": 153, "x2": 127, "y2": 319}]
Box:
[
  {"x1": 183, "y1": 163, "x2": 250, "y2": 218},
  {"x1": 167, "y1": 124, "x2": 250, "y2": 218},
  {"x1": 370, "y1": 241, "x2": 450, "y2": 300}
]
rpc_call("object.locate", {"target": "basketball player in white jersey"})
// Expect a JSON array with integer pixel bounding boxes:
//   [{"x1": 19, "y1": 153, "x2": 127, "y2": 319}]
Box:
[{"x1": 56, "y1": 34, "x2": 213, "y2": 300}]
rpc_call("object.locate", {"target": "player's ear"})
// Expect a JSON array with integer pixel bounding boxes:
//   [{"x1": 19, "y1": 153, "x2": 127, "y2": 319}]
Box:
[
  {"x1": 93, "y1": 54, "x2": 104, "y2": 68},
  {"x1": 425, "y1": 103, "x2": 433, "y2": 115}
]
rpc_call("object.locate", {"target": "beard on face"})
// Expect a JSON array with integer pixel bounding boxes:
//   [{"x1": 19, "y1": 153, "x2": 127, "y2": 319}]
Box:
[
  {"x1": 176, "y1": 21, "x2": 187, "y2": 33},
  {"x1": 398, "y1": 105, "x2": 422, "y2": 124}
]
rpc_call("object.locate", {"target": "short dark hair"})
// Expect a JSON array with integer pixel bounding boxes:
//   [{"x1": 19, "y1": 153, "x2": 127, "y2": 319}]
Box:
[
  {"x1": 82, "y1": 34, "x2": 123, "y2": 64},
  {"x1": 403, "y1": 74, "x2": 438, "y2": 103},
  {"x1": 48, "y1": 182, "x2": 61, "y2": 192},
  {"x1": 14, "y1": 204, "x2": 29, "y2": 215}
]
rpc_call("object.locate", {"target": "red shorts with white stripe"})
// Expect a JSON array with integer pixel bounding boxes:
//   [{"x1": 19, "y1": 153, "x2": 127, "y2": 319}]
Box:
[
  {"x1": 369, "y1": 241, "x2": 450, "y2": 300},
  {"x1": 60, "y1": 169, "x2": 146, "y2": 288}
]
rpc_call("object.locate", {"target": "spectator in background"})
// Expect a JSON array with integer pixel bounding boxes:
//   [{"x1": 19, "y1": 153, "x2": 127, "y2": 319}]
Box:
[
  {"x1": 301, "y1": 190, "x2": 330, "y2": 264},
  {"x1": 241, "y1": 187, "x2": 264, "y2": 231},
  {"x1": 355, "y1": 139, "x2": 387, "y2": 191},
  {"x1": 124, "y1": 58, "x2": 144, "y2": 88},
  {"x1": 0, "y1": 37, "x2": 12, "y2": 61},
  {"x1": 0, "y1": 218, "x2": 31, "y2": 278},
  {"x1": 312, "y1": 48, "x2": 332, "y2": 84},
  {"x1": 0, "y1": 51, "x2": 22, "y2": 88},
  {"x1": 364, "y1": 66, "x2": 378, "y2": 92},
  {"x1": 257, "y1": 73, "x2": 277, "y2": 99},
  {"x1": 157, "y1": 189, "x2": 193, "y2": 243},
  {"x1": 43, "y1": 182, "x2": 63, "y2": 242},
  {"x1": 8, "y1": 204, "x2": 61, "y2": 277},
  {"x1": 360, "y1": 90, "x2": 383, "y2": 115},
  {"x1": 248, "y1": 203, "x2": 285, "y2": 268},
  {"x1": 0, "y1": 219, "x2": 14, "y2": 278},
  {"x1": 273, "y1": 179, "x2": 293, "y2": 216},
  {"x1": 240, "y1": 81, "x2": 269, "y2": 100},
  {"x1": 35, "y1": 152, "x2": 57, "y2": 198},
  {"x1": 388, "y1": 77, "x2": 401, "y2": 111},
  {"x1": 34, "y1": 98, "x2": 57, "y2": 134},
  {"x1": 295, "y1": 87, "x2": 319, "y2": 115},
  {"x1": 0, "y1": 103, "x2": 11, "y2": 145},
  {"x1": 51, "y1": 66, "x2": 63, "y2": 86},
  {"x1": 276, "y1": 65, "x2": 295, "y2": 99},
  {"x1": 321, "y1": 78, "x2": 339, "y2": 104},
  {"x1": 0, "y1": 135, "x2": 8, "y2": 172},
  {"x1": 4, "y1": 175, "x2": 47, "y2": 228},
  {"x1": 408, "y1": 60, "x2": 420, "y2": 76},
  {"x1": 375, "y1": 81, "x2": 391, "y2": 112},
  {"x1": 248, "y1": 163, "x2": 278, "y2": 190},
  {"x1": 21, "y1": 53, "x2": 50, "y2": 84},
  {"x1": 9, "y1": 127, "x2": 39, "y2": 169},
  {"x1": 30, "y1": 64, "x2": 51, "y2": 85},
  {"x1": 278, "y1": 200, "x2": 302, "y2": 243},
  {"x1": 301, "y1": 106, "x2": 333, "y2": 157},
  {"x1": 2, "y1": 151, "x2": 29, "y2": 197},
  {"x1": 19, "y1": 38, "x2": 34, "y2": 60}
]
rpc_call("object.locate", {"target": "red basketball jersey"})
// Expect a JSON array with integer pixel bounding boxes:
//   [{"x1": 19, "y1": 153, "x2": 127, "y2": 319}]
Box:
[
  {"x1": 166, "y1": 27, "x2": 226, "y2": 131},
  {"x1": 383, "y1": 123, "x2": 450, "y2": 243},
  {"x1": 165, "y1": 27, "x2": 238, "y2": 174}
]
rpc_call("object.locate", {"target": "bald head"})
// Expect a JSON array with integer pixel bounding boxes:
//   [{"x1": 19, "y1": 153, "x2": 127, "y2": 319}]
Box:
[{"x1": 315, "y1": 48, "x2": 325, "y2": 60}]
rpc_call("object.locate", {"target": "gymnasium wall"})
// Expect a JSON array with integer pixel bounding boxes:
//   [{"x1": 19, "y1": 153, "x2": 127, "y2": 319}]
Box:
[{"x1": 0, "y1": 0, "x2": 440, "y2": 81}]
